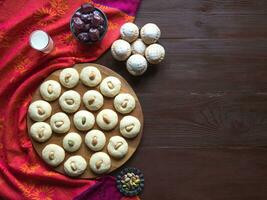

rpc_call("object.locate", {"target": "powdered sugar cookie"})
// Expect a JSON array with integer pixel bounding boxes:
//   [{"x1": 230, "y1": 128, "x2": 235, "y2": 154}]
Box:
[
  {"x1": 111, "y1": 39, "x2": 131, "y2": 61},
  {"x1": 145, "y1": 43, "x2": 165, "y2": 64},
  {"x1": 140, "y1": 23, "x2": 161, "y2": 44},
  {"x1": 120, "y1": 22, "x2": 139, "y2": 43}
]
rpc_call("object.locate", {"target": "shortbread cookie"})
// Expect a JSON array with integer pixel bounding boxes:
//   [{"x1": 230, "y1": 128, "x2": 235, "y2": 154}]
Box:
[
  {"x1": 89, "y1": 152, "x2": 111, "y2": 174},
  {"x1": 111, "y1": 39, "x2": 131, "y2": 61},
  {"x1": 96, "y1": 109, "x2": 118, "y2": 131},
  {"x1": 28, "y1": 100, "x2": 52, "y2": 122},
  {"x1": 107, "y1": 136, "x2": 128, "y2": 159},
  {"x1": 120, "y1": 22, "x2": 139, "y2": 43},
  {"x1": 120, "y1": 116, "x2": 141, "y2": 139},
  {"x1": 85, "y1": 130, "x2": 106, "y2": 151},
  {"x1": 131, "y1": 39, "x2": 146, "y2": 55},
  {"x1": 40, "y1": 80, "x2": 61, "y2": 101},
  {"x1": 50, "y1": 112, "x2": 71, "y2": 134},
  {"x1": 59, "y1": 68, "x2": 79, "y2": 88},
  {"x1": 100, "y1": 76, "x2": 121, "y2": 97},
  {"x1": 42, "y1": 144, "x2": 65, "y2": 167},
  {"x1": 30, "y1": 122, "x2": 52, "y2": 143},
  {"x1": 140, "y1": 23, "x2": 161, "y2": 44},
  {"x1": 80, "y1": 66, "x2": 102, "y2": 87},
  {"x1": 145, "y1": 43, "x2": 165, "y2": 64},
  {"x1": 126, "y1": 54, "x2": 148, "y2": 76},
  {"x1": 73, "y1": 110, "x2": 95, "y2": 131},
  {"x1": 64, "y1": 155, "x2": 87, "y2": 177},
  {"x1": 114, "y1": 93, "x2": 136, "y2": 114},
  {"x1": 83, "y1": 90, "x2": 104, "y2": 111},
  {"x1": 63, "y1": 132, "x2": 82, "y2": 152},
  {"x1": 59, "y1": 90, "x2": 81, "y2": 113}
]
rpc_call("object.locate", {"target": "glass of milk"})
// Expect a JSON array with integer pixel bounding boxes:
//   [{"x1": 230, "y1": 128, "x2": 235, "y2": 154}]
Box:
[{"x1": 29, "y1": 30, "x2": 54, "y2": 53}]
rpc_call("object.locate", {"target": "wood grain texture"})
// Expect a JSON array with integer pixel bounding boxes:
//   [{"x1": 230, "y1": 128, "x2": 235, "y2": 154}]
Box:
[{"x1": 96, "y1": 0, "x2": 267, "y2": 199}]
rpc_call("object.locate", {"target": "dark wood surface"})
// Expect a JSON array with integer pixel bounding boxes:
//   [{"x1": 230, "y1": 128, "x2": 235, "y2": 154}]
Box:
[{"x1": 98, "y1": 1, "x2": 267, "y2": 199}]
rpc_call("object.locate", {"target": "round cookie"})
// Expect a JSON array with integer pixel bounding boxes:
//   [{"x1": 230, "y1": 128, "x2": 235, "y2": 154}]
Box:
[
  {"x1": 73, "y1": 110, "x2": 95, "y2": 131},
  {"x1": 83, "y1": 90, "x2": 104, "y2": 111},
  {"x1": 140, "y1": 23, "x2": 161, "y2": 44},
  {"x1": 42, "y1": 144, "x2": 65, "y2": 167},
  {"x1": 111, "y1": 39, "x2": 131, "y2": 61},
  {"x1": 96, "y1": 109, "x2": 118, "y2": 131},
  {"x1": 40, "y1": 80, "x2": 61, "y2": 101},
  {"x1": 59, "y1": 90, "x2": 81, "y2": 113},
  {"x1": 28, "y1": 100, "x2": 52, "y2": 122},
  {"x1": 59, "y1": 68, "x2": 79, "y2": 88},
  {"x1": 64, "y1": 155, "x2": 87, "y2": 177},
  {"x1": 89, "y1": 152, "x2": 111, "y2": 174},
  {"x1": 107, "y1": 136, "x2": 128, "y2": 159},
  {"x1": 85, "y1": 130, "x2": 106, "y2": 151},
  {"x1": 120, "y1": 22, "x2": 139, "y2": 43},
  {"x1": 100, "y1": 76, "x2": 121, "y2": 97},
  {"x1": 80, "y1": 66, "x2": 102, "y2": 87},
  {"x1": 114, "y1": 93, "x2": 136, "y2": 114},
  {"x1": 131, "y1": 38, "x2": 146, "y2": 55},
  {"x1": 145, "y1": 43, "x2": 165, "y2": 64},
  {"x1": 50, "y1": 112, "x2": 71, "y2": 134},
  {"x1": 63, "y1": 132, "x2": 82, "y2": 152},
  {"x1": 120, "y1": 116, "x2": 141, "y2": 139},
  {"x1": 126, "y1": 54, "x2": 148, "y2": 76},
  {"x1": 30, "y1": 122, "x2": 52, "y2": 143}
]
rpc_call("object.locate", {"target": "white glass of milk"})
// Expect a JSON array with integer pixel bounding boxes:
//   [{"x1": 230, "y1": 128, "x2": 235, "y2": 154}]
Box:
[{"x1": 29, "y1": 30, "x2": 54, "y2": 53}]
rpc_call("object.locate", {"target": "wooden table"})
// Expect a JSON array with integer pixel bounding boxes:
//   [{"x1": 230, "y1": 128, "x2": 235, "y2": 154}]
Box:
[{"x1": 98, "y1": 1, "x2": 267, "y2": 199}]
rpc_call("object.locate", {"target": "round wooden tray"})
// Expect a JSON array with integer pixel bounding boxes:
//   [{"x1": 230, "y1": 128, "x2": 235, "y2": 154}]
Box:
[{"x1": 27, "y1": 63, "x2": 144, "y2": 179}]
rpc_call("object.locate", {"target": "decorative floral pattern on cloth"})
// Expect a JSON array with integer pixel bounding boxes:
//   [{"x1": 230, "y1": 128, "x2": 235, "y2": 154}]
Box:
[{"x1": 0, "y1": 0, "x2": 141, "y2": 199}]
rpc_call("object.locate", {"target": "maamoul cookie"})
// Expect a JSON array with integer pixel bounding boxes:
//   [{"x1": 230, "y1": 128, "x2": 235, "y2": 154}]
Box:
[
  {"x1": 96, "y1": 109, "x2": 118, "y2": 131},
  {"x1": 59, "y1": 90, "x2": 81, "y2": 113},
  {"x1": 111, "y1": 39, "x2": 131, "y2": 61},
  {"x1": 120, "y1": 22, "x2": 139, "y2": 43},
  {"x1": 85, "y1": 129, "x2": 106, "y2": 151},
  {"x1": 131, "y1": 39, "x2": 146, "y2": 55},
  {"x1": 50, "y1": 112, "x2": 71, "y2": 134},
  {"x1": 64, "y1": 155, "x2": 87, "y2": 177},
  {"x1": 80, "y1": 66, "x2": 102, "y2": 87},
  {"x1": 63, "y1": 132, "x2": 82, "y2": 152},
  {"x1": 28, "y1": 100, "x2": 52, "y2": 122},
  {"x1": 40, "y1": 80, "x2": 61, "y2": 101},
  {"x1": 114, "y1": 93, "x2": 136, "y2": 114},
  {"x1": 120, "y1": 116, "x2": 141, "y2": 139},
  {"x1": 30, "y1": 122, "x2": 52, "y2": 143},
  {"x1": 59, "y1": 68, "x2": 79, "y2": 88},
  {"x1": 107, "y1": 136, "x2": 128, "y2": 159},
  {"x1": 89, "y1": 152, "x2": 111, "y2": 174},
  {"x1": 73, "y1": 110, "x2": 95, "y2": 131},
  {"x1": 145, "y1": 43, "x2": 165, "y2": 64},
  {"x1": 140, "y1": 23, "x2": 161, "y2": 44},
  {"x1": 83, "y1": 90, "x2": 104, "y2": 111},
  {"x1": 126, "y1": 54, "x2": 148, "y2": 76},
  {"x1": 100, "y1": 76, "x2": 121, "y2": 97},
  {"x1": 42, "y1": 144, "x2": 65, "y2": 167}
]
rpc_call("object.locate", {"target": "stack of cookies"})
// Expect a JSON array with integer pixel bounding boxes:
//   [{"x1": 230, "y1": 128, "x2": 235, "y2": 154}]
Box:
[
  {"x1": 111, "y1": 22, "x2": 165, "y2": 76},
  {"x1": 28, "y1": 64, "x2": 143, "y2": 177}
]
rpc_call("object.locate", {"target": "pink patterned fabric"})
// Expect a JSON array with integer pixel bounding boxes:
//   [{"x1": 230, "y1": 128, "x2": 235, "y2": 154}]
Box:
[{"x1": 0, "y1": 0, "x2": 141, "y2": 199}]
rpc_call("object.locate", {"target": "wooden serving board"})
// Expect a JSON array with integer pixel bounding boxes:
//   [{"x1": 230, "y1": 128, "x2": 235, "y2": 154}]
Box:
[{"x1": 27, "y1": 63, "x2": 144, "y2": 179}]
